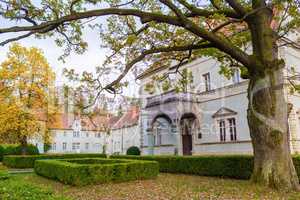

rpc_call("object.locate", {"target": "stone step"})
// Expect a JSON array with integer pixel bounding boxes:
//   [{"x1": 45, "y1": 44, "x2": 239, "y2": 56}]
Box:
[{"x1": 8, "y1": 169, "x2": 34, "y2": 174}]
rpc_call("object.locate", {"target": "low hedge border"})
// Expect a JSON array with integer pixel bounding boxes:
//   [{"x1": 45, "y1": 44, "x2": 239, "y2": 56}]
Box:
[
  {"x1": 111, "y1": 155, "x2": 300, "y2": 179},
  {"x1": 111, "y1": 155, "x2": 253, "y2": 179},
  {"x1": 34, "y1": 158, "x2": 159, "y2": 186},
  {"x1": 3, "y1": 153, "x2": 107, "y2": 168},
  {"x1": 0, "y1": 144, "x2": 39, "y2": 161}
]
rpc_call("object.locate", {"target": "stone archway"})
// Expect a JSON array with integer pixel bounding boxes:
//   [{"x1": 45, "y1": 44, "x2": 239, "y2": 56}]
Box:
[{"x1": 180, "y1": 113, "x2": 198, "y2": 155}]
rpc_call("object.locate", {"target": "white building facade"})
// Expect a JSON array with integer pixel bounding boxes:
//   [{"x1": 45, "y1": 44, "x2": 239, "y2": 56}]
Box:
[
  {"x1": 138, "y1": 45, "x2": 300, "y2": 155},
  {"x1": 108, "y1": 106, "x2": 141, "y2": 155},
  {"x1": 47, "y1": 114, "x2": 110, "y2": 154}
]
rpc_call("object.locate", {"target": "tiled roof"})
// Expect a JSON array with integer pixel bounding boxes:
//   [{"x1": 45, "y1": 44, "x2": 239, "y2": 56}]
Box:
[
  {"x1": 108, "y1": 116, "x2": 121, "y2": 128},
  {"x1": 48, "y1": 113, "x2": 110, "y2": 131},
  {"x1": 112, "y1": 106, "x2": 139, "y2": 130}
]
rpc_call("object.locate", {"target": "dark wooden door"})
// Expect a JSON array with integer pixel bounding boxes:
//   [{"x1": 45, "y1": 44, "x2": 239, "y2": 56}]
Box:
[{"x1": 182, "y1": 134, "x2": 192, "y2": 155}]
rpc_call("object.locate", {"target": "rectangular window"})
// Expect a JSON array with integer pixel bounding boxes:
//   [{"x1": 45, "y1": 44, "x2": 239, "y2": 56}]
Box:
[
  {"x1": 63, "y1": 131, "x2": 67, "y2": 137},
  {"x1": 198, "y1": 132, "x2": 202, "y2": 139},
  {"x1": 86, "y1": 132, "x2": 89, "y2": 137},
  {"x1": 62, "y1": 142, "x2": 67, "y2": 150},
  {"x1": 95, "y1": 143, "x2": 101, "y2": 151},
  {"x1": 85, "y1": 143, "x2": 89, "y2": 150},
  {"x1": 95, "y1": 133, "x2": 101, "y2": 138},
  {"x1": 157, "y1": 134, "x2": 162, "y2": 145},
  {"x1": 52, "y1": 143, "x2": 56, "y2": 150},
  {"x1": 219, "y1": 120, "x2": 226, "y2": 142},
  {"x1": 73, "y1": 131, "x2": 80, "y2": 137},
  {"x1": 228, "y1": 118, "x2": 237, "y2": 141},
  {"x1": 203, "y1": 73, "x2": 211, "y2": 91},
  {"x1": 232, "y1": 68, "x2": 240, "y2": 84},
  {"x1": 72, "y1": 142, "x2": 80, "y2": 150}
]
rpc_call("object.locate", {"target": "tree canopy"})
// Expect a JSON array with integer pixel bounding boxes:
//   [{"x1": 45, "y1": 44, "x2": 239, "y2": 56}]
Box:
[
  {"x1": 0, "y1": 43, "x2": 56, "y2": 147},
  {"x1": 0, "y1": 0, "x2": 299, "y2": 94}
]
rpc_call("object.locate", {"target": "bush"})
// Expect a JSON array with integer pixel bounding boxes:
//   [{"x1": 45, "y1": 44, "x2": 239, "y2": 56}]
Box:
[
  {"x1": 126, "y1": 146, "x2": 141, "y2": 155},
  {"x1": 111, "y1": 155, "x2": 253, "y2": 179},
  {"x1": 15, "y1": 144, "x2": 39, "y2": 155},
  {"x1": 3, "y1": 153, "x2": 107, "y2": 168},
  {"x1": 0, "y1": 144, "x2": 39, "y2": 161},
  {"x1": 2, "y1": 144, "x2": 19, "y2": 155},
  {"x1": 34, "y1": 158, "x2": 159, "y2": 186},
  {"x1": 111, "y1": 155, "x2": 300, "y2": 180}
]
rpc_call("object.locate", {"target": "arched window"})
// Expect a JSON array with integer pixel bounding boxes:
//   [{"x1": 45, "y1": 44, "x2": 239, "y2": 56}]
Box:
[{"x1": 152, "y1": 117, "x2": 171, "y2": 146}]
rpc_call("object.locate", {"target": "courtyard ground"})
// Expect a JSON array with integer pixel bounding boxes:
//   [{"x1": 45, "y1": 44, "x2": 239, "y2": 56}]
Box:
[{"x1": 1, "y1": 169, "x2": 300, "y2": 200}]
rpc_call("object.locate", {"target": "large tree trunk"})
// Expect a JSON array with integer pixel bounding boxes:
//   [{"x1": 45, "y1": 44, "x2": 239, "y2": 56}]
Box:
[
  {"x1": 20, "y1": 135, "x2": 28, "y2": 155},
  {"x1": 247, "y1": 67, "x2": 299, "y2": 191}
]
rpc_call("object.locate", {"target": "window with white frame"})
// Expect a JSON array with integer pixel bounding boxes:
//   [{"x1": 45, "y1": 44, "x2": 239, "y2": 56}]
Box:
[
  {"x1": 95, "y1": 133, "x2": 101, "y2": 138},
  {"x1": 52, "y1": 143, "x2": 56, "y2": 150},
  {"x1": 218, "y1": 119, "x2": 226, "y2": 142},
  {"x1": 73, "y1": 131, "x2": 80, "y2": 137},
  {"x1": 95, "y1": 143, "x2": 101, "y2": 151},
  {"x1": 203, "y1": 73, "x2": 211, "y2": 91},
  {"x1": 228, "y1": 118, "x2": 237, "y2": 141},
  {"x1": 63, "y1": 131, "x2": 67, "y2": 137},
  {"x1": 86, "y1": 132, "x2": 89, "y2": 137},
  {"x1": 152, "y1": 117, "x2": 171, "y2": 146},
  {"x1": 232, "y1": 68, "x2": 240, "y2": 84},
  {"x1": 62, "y1": 142, "x2": 67, "y2": 150},
  {"x1": 72, "y1": 142, "x2": 80, "y2": 150},
  {"x1": 85, "y1": 143, "x2": 89, "y2": 150}
]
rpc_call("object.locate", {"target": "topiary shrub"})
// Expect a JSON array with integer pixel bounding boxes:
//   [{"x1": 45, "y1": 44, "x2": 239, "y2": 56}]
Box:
[
  {"x1": 126, "y1": 146, "x2": 141, "y2": 155},
  {"x1": 3, "y1": 153, "x2": 107, "y2": 168},
  {"x1": 34, "y1": 158, "x2": 159, "y2": 186}
]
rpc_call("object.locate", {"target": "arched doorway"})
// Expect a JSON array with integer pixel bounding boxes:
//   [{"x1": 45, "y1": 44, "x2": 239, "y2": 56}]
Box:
[{"x1": 180, "y1": 113, "x2": 197, "y2": 155}]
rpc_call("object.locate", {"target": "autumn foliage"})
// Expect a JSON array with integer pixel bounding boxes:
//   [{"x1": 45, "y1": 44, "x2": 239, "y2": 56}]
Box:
[{"x1": 0, "y1": 43, "x2": 56, "y2": 153}]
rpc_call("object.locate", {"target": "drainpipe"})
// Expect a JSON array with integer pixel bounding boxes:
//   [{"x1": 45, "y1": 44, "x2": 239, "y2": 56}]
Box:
[{"x1": 121, "y1": 129, "x2": 124, "y2": 154}]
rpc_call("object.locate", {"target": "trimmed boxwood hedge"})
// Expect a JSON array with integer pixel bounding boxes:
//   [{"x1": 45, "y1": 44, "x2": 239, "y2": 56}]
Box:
[
  {"x1": 111, "y1": 155, "x2": 300, "y2": 179},
  {"x1": 34, "y1": 158, "x2": 159, "y2": 186},
  {"x1": 3, "y1": 153, "x2": 106, "y2": 168},
  {"x1": 0, "y1": 144, "x2": 39, "y2": 161}
]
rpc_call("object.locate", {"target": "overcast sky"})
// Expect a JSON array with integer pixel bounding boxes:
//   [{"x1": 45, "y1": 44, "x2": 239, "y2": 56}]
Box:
[{"x1": 0, "y1": 18, "x2": 140, "y2": 98}]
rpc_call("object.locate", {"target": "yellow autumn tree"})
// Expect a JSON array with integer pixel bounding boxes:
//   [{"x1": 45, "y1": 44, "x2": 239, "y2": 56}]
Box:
[{"x1": 0, "y1": 43, "x2": 56, "y2": 154}]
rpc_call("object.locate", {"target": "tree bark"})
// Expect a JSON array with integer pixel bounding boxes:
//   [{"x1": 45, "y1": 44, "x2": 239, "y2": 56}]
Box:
[
  {"x1": 20, "y1": 136, "x2": 28, "y2": 155},
  {"x1": 245, "y1": 3, "x2": 300, "y2": 191},
  {"x1": 247, "y1": 67, "x2": 300, "y2": 191}
]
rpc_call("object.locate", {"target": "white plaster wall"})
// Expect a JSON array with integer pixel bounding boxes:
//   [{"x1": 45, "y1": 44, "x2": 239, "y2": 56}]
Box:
[
  {"x1": 193, "y1": 142, "x2": 253, "y2": 155},
  {"x1": 110, "y1": 125, "x2": 141, "y2": 155},
  {"x1": 196, "y1": 91, "x2": 250, "y2": 144},
  {"x1": 48, "y1": 129, "x2": 108, "y2": 154}
]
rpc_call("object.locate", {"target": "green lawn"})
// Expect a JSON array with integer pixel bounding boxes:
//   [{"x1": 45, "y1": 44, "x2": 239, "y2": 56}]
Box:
[
  {"x1": 1, "y1": 172, "x2": 300, "y2": 200},
  {"x1": 1, "y1": 162, "x2": 300, "y2": 200}
]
